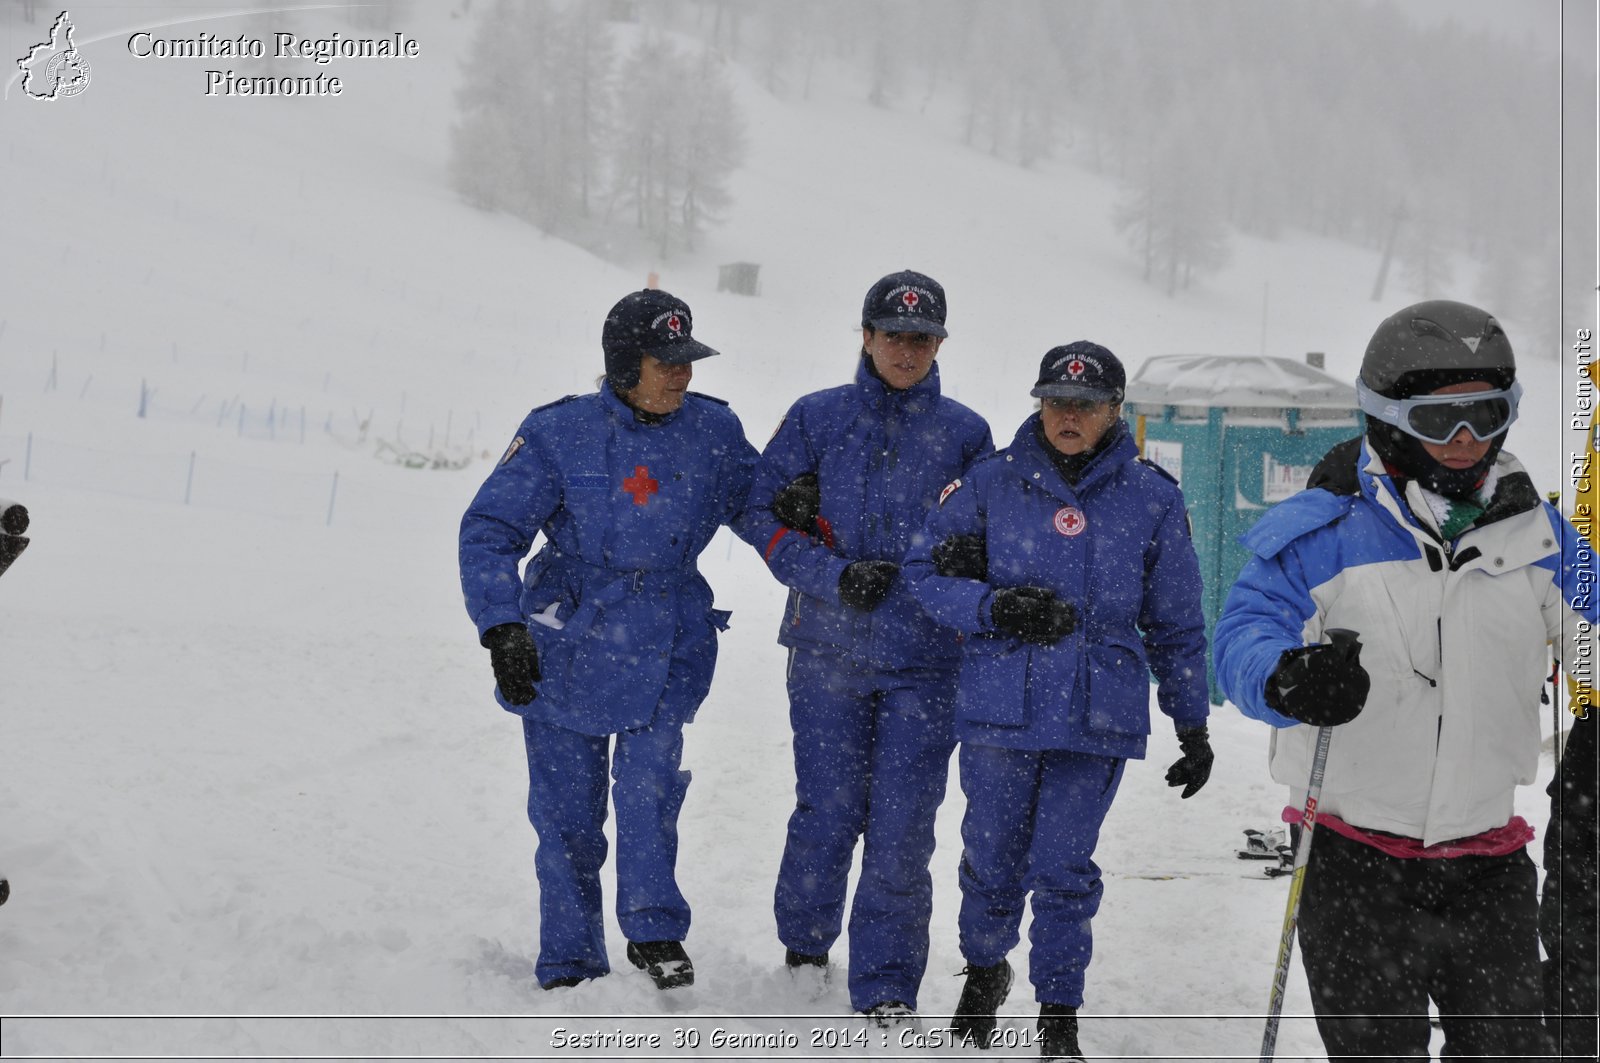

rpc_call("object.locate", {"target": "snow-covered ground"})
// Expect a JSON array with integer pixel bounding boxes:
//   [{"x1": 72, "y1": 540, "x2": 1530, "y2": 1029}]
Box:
[{"x1": 0, "y1": 2, "x2": 1578, "y2": 1059}]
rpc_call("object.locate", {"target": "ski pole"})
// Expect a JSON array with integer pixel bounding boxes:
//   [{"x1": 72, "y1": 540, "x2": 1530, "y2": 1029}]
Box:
[{"x1": 1259, "y1": 627, "x2": 1357, "y2": 1062}]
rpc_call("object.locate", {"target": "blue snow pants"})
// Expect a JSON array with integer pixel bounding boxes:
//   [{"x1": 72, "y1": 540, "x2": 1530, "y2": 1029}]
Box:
[
  {"x1": 956, "y1": 743, "x2": 1125, "y2": 1007},
  {"x1": 774, "y1": 647, "x2": 957, "y2": 1012},
  {"x1": 522, "y1": 716, "x2": 691, "y2": 988}
]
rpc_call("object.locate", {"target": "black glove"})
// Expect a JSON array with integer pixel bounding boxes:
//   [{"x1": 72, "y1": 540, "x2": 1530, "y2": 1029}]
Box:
[
  {"x1": 933, "y1": 533, "x2": 987, "y2": 581},
  {"x1": 989, "y1": 586, "x2": 1077, "y2": 645},
  {"x1": 1165, "y1": 726, "x2": 1214, "y2": 799},
  {"x1": 1265, "y1": 629, "x2": 1369, "y2": 726},
  {"x1": 771, "y1": 472, "x2": 821, "y2": 535},
  {"x1": 482, "y1": 622, "x2": 541, "y2": 705},
  {"x1": 839, "y1": 560, "x2": 898, "y2": 612}
]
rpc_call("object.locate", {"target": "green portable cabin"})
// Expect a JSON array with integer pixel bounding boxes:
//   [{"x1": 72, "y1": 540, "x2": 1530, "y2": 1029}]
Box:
[{"x1": 1124, "y1": 354, "x2": 1360, "y2": 704}]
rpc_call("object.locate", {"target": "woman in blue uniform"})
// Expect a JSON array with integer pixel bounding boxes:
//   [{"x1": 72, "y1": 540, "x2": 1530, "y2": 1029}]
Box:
[
  {"x1": 753, "y1": 270, "x2": 992, "y2": 1024},
  {"x1": 905, "y1": 342, "x2": 1211, "y2": 1061},
  {"x1": 459, "y1": 289, "x2": 759, "y2": 993}
]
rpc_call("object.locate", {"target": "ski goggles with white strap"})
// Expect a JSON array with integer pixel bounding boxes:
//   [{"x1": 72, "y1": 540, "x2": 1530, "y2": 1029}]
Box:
[{"x1": 1356, "y1": 379, "x2": 1522, "y2": 445}]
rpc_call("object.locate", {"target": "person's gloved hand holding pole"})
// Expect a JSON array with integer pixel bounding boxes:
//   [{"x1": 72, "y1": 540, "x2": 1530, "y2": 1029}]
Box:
[{"x1": 1265, "y1": 628, "x2": 1370, "y2": 726}]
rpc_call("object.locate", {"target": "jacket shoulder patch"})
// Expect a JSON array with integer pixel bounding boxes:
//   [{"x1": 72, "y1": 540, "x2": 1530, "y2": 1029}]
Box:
[
  {"x1": 499, "y1": 435, "x2": 526, "y2": 466},
  {"x1": 939, "y1": 478, "x2": 963, "y2": 506}
]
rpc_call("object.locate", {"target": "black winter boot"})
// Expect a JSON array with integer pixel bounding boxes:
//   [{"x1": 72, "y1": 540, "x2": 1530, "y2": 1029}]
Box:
[
  {"x1": 950, "y1": 959, "x2": 1013, "y2": 1048},
  {"x1": 540, "y1": 975, "x2": 584, "y2": 990},
  {"x1": 863, "y1": 1001, "x2": 917, "y2": 1029},
  {"x1": 626, "y1": 940, "x2": 694, "y2": 990},
  {"x1": 785, "y1": 948, "x2": 828, "y2": 969},
  {"x1": 1037, "y1": 1003, "x2": 1084, "y2": 1062}
]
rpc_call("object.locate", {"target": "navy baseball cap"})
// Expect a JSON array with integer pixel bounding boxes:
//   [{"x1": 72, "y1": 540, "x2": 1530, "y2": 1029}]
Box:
[
  {"x1": 861, "y1": 270, "x2": 948, "y2": 338},
  {"x1": 1031, "y1": 341, "x2": 1125, "y2": 402},
  {"x1": 602, "y1": 289, "x2": 720, "y2": 365}
]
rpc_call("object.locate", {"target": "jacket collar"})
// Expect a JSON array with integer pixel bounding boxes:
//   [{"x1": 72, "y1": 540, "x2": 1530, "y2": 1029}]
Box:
[
  {"x1": 853, "y1": 356, "x2": 942, "y2": 414},
  {"x1": 1008, "y1": 414, "x2": 1134, "y2": 498},
  {"x1": 600, "y1": 379, "x2": 680, "y2": 428},
  {"x1": 1357, "y1": 435, "x2": 1541, "y2": 542}
]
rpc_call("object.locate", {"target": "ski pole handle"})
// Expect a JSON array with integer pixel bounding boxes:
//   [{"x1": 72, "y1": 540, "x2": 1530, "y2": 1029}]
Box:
[
  {"x1": 1325, "y1": 627, "x2": 1360, "y2": 662},
  {"x1": 0, "y1": 498, "x2": 27, "y2": 535}
]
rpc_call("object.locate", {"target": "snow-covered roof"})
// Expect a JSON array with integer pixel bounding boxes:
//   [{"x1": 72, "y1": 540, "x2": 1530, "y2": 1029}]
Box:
[{"x1": 1126, "y1": 354, "x2": 1357, "y2": 409}]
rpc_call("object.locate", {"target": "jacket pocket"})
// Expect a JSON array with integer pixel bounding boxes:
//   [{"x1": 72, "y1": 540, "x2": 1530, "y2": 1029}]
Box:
[
  {"x1": 557, "y1": 595, "x2": 673, "y2": 730},
  {"x1": 1084, "y1": 638, "x2": 1151, "y2": 737},
  {"x1": 785, "y1": 590, "x2": 858, "y2": 649},
  {"x1": 956, "y1": 638, "x2": 1030, "y2": 727}
]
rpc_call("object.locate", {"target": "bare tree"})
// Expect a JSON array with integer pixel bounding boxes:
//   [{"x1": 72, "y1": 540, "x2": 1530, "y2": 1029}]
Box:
[
  {"x1": 1396, "y1": 184, "x2": 1458, "y2": 300},
  {"x1": 609, "y1": 37, "x2": 744, "y2": 257},
  {"x1": 671, "y1": 48, "x2": 745, "y2": 251},
  {"x1": 450, "y1": 1, "x2": 614, "y2": 240},
  {"x1": 959, "y1": 0, "x2": 1060, "y2": 166},
  {"x1": 451, "y1": 1, "x2": 556, "y2": 216},
  {"x1": 551, "y1": 2, "x2": 616, "y2": 220},
  {"x1": 1113, "y1": 115, "x2": 1231, "y2": 296}
]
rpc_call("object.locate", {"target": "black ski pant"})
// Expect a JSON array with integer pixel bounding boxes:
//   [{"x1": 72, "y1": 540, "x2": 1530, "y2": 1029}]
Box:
[
  {"x1": 1297, "y1": 829, "x2": 1550, "y2": 1062},
  {"x1": 1542, "y1": 707, "x2": 1598, "y2": 1059}
]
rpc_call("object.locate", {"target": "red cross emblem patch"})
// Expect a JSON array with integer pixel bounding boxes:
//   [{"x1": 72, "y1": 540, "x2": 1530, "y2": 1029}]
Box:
[
  {"x1": 902, "y1": 290, "x2": 919, "y2": 308},
  {"x1": 666, "y1": 314, "x2": 682, "y2": 334},
  {"x1": 622, "y1": 465, "x2": 659, "y2": 505},
  {"x1": 1053, "y1": 505, "x2": 1087, "y2": 537},
  {"x1": 1067, "y1": 359, "x2": 1087, "y2": 378}
]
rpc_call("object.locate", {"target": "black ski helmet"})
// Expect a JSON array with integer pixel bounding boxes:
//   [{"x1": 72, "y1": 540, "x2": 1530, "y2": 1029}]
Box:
[
  {"x1": 1359, "y1": 300, "x2": 1517, "y2": 499},
  {"x1": 1360, "y1": 300, "x2": 1515, "y2": 397}
]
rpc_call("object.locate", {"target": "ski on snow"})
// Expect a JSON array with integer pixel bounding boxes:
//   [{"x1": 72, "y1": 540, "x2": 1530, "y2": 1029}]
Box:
[{"x1": 1115, "y1": 829, "x2": 1297, "y2": 880}]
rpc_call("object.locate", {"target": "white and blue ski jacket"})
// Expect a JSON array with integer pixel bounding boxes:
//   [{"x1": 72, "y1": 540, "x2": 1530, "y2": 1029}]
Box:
[{"x1": 1215, "y1": 437, "x2": 1597, "y2": 845}]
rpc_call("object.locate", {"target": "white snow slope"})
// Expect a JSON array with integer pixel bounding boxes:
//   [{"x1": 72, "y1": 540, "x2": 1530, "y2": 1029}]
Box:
[{"x1": 0, "y1": 3, "x2": 1579, "y2": 1061}]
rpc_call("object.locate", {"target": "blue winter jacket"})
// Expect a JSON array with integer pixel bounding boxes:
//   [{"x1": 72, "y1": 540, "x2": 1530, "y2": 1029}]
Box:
[
  {"x1": 459, "y1": 383, "x2": 759, "y2": 736},
  {"x1": 752, "y1": 359, "x2": 993, "y2": 670},
  {"x1": 904, "y1": 416, "x2": 1209, "y2": 757}
]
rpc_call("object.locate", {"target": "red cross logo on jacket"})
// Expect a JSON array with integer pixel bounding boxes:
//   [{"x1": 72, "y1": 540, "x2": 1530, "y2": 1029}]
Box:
[{"x1": 622, "y1": 466, "x2": 659, "y2": 505}]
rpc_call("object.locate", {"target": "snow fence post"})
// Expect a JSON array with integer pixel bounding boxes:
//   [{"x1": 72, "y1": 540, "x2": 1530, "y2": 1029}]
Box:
[{"x1": 326, "y1": 471, "x2": 339, "y2": 527}]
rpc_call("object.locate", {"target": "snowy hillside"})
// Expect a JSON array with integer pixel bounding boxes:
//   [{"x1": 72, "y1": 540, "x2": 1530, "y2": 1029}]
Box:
[{"x1": 0, "y1": 2, "x2": 1577, "y2": 1060}]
